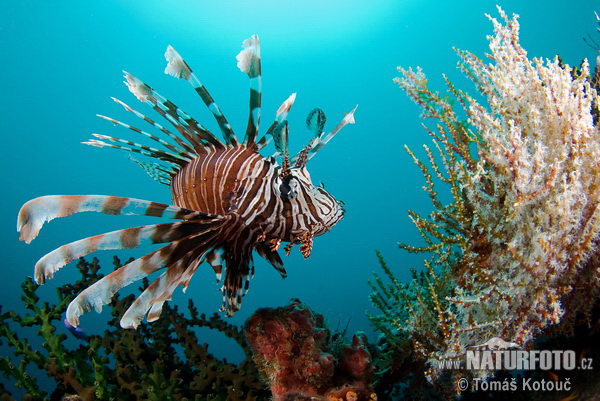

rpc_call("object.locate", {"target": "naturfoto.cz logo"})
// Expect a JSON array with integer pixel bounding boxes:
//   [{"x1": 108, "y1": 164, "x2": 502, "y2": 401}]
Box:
[
  {"x1": 466, "y1": 349, "x2": 578, "y2": 370},
  {"x1": 434, "y1": 337, "x2": 594, "y2": 372}
]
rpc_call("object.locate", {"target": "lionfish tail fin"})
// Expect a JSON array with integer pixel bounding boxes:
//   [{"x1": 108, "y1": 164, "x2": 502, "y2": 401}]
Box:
[
  {"x1": 164, "y1": 46, "x2": 238, "y2": 146},
  {"x1": 17, "y1": 195, "x2": 209, "y2": 244},
  {"x1": 236, "y1": 35, "x2": 262, "y2": 146}
]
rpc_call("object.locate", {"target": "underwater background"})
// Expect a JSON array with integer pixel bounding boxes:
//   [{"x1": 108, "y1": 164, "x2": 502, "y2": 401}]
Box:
[{"x1": 0, "y1": 0, "x2": 598, "y2": 396}]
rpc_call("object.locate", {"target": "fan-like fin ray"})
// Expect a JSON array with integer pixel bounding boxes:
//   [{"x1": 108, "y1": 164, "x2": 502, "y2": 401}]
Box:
[
  {"x1": 306, "y1": 108, "x2": 327, "y2": 136},
  {"x1": 205, "y1": 248, "x2": 224, "y2": 282},
  {"x1": 164, "y1": 46, "x2": 237, "y2": 146},
  {"x1": 17, "y1": 195, "x2": 215, "y2": 243},
  {"x1": 294, "y1": 105, "x2": 358, "y2": 164},
  {"x1": 127, "y1": 155, "x2": 175, "y2": 186},
  {"x1": 221, "y1": 245, "x2": 253, "y2": 316},
  {"x1": 66, "y1": 227, "x2": 220, "y2": 327},
  {"x1": 255, "y1": 243, "x2": 287, "y2": 278},
  {"x1": 35, "y1": 219, "x2": 222, "y2": 284},
  {"x1": 257, "y1": 93, "x2": 296, "y2": 150},
  {"x1": 124, "y1": 72, "x2": 222, "y2": 150},
  {"x1": 236, "y1": 35, "x2": 262, "y2": 146},
  {"x1": 110, "y1": 97, "x2": 197, "y2": 157},
  {"x1": 120, "y1": 250, "x2": 207, "y2": 328}
]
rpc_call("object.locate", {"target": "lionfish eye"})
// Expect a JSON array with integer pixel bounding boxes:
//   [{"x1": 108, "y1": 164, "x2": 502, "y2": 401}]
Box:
[{"x1": 279, "y1": 179, "x2": 296, "y2": 199}]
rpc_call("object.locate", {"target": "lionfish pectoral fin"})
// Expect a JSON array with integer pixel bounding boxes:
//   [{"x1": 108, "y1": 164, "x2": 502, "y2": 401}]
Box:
[
  {"x1": 126, "y1": 154, "x2": 173, "y2": 186},
  {"x1": 66, "y1": 223, "x2": 223, "y2": 328},
  {"x1": 123, "y1": 227, "x2": 259, "y2": 326},
  {"x1": 205, "y1": 248, "x2": 225, "y2": 283},
  {"x1": 120, "y1": 250, "x2": 207, "y2": 328},
  {"x1": 34, "y1": 220, "x2": 221, "y2": 284},
  {"x1": 17, "y1": 195, "x2": 207, "y2": 244}
]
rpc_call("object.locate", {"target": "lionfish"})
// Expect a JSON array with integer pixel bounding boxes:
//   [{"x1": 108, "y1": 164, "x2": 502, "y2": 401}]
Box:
[{"x1": 17, "y1": 36, "x2": 356, "y2": 329}]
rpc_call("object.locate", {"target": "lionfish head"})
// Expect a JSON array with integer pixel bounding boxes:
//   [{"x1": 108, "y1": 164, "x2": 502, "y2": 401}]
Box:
[
  {"x1": 275, "y1": 165, "x2": 345, "y2": 236},
  {"x1": 269, "y1": 104, "x2": 355, "y2": 236},
  {"x1": 310, "y1": 181, "x2": 345, "y2": 235}
]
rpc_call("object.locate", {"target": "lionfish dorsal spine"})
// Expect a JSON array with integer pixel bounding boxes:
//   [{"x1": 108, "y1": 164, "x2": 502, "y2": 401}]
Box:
[
  {"x1": 109, "y1": 97, "x2": 198, "y2": 157},
  {"x1": 272, "y1": 120, "x2": 289, "y2": 156},
  {"x1": 85, "y1": 133, "x2": 189, "y2": 166},
  {"x1": 164, "y1": 46, "x2": 238, "y2": 146},
  {"x1": 256, "y1": 92, "x2": 297, "y2": 150},
  {"x1": 96, "y1": 111, "x2": 194, "y2": 161},
  {"x1": 122, "y1": 72, "x2": 214, "y2": 152},
  {"x1": 291, "y1": 105, "x2": 358, "y2": 166},
  {"x1": 236, "y1": 35, "x2": 262, "y2": 146}
]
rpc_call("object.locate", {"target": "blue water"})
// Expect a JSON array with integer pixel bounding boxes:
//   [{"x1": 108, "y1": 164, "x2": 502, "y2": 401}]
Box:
[{"x1": 0, "y1": 0, "x2": 597, "y2": 392}]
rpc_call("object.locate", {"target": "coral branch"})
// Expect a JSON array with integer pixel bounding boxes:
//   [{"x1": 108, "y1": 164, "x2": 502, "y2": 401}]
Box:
[
  {"x1": 0, "y1": 257, "x2": 267, "y2": 400},
  {"x1": 370, "y1": 6, "x2": 600, "y2": 391}
]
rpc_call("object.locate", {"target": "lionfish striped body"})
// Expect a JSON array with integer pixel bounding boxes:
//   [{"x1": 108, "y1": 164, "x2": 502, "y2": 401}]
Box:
[{"x1": 17, "y1": 36, "x2": 356, "y2": 329}]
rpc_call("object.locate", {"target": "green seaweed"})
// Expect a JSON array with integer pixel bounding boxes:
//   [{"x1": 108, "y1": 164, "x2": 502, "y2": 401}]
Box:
[{"x1": 0, "y1": 257, "x2": 268, "y2": 401}]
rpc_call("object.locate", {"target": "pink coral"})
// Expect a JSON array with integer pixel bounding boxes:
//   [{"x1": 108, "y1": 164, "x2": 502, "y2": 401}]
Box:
[
  {"x1": 339, "y1": 333, "x2": 373, "y2": 381},
  {"x1": 245, "y1": 300, "x2": 376, "y2": 401}
]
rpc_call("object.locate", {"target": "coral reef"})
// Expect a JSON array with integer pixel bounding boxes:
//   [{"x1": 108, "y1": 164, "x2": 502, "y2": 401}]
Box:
[
  {"x1": 0, "y1": 257, "x2": 268, "y2": 401},
  {"x1": 369, "y1": 6, "x2": 600, "y2": 391},
  {"x1": 244, "y1": 300, "x2": 376, "y2": 401}
]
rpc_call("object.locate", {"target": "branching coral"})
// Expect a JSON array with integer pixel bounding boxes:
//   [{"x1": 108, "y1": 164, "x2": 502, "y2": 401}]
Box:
[
  {"x1": 370, "y1": 6, "x2": 600, "y2": 388},
  {"x1": 0, "y1": 257, "x2": 267, "y2": 401}
]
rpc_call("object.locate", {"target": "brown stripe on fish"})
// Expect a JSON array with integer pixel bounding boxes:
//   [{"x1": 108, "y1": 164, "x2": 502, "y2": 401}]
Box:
[
  {"x1": 58, "y1": 195, "x2": 86, "y2": 218},
  {"x1": 101, "y1": 196, "x2": 128, "y2": 215},
  {"x1": 145, "y1": 201, "x2": 169, "y2": 217},
  {"x1": 119, "y1": 226, "x2": 142, "y2": 248}
]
